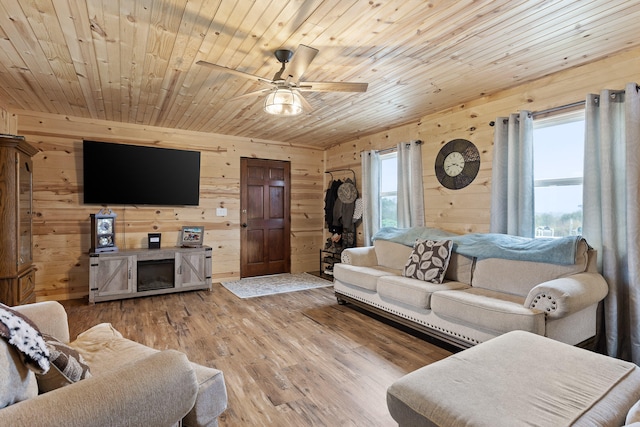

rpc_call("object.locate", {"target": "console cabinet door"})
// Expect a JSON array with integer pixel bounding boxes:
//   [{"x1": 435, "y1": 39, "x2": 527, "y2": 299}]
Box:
[
  {"x1": 90, "y1": 255, "x2": 135, "y2": 301},
  {"x1": 176, "y1": 251, "x2": 207, "y2": 288}
]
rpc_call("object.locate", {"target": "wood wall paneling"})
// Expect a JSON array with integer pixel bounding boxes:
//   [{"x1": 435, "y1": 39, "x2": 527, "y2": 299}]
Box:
[{"x1": 17, "y1": 111, "x2": 324, "y2": 301}]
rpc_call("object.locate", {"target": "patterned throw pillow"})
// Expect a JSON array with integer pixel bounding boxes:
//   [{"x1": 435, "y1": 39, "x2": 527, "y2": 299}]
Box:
[
  {"x1": 403, "y1": 239, "x2": 453, "y2": 284},
  {"x1": 36, "y1": 333, "x2": 91, "y2": 393}
]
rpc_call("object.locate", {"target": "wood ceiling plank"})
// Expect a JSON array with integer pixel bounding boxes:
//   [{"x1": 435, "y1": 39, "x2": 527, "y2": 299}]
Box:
[
  {"x1": 0, "y1": 0, "x2": 68, "y2": 114},
  {"x1": 137, "y1": 0, "x2": 186, "y2": 125},
  {"x1": 84, "y1": 1, "x2": 116, "y2": 121},
  {"x1": 0, "y1": 34, "x2": 51, "y2": 112},
  {"x1": 167, "y1": 0, "x2": 277, "y2": 129},
  {"x1": 158, "y1": 0, "x2": 225, "y2": 127},
  {"x1": 173, "y1": 0, "x2": 252, "y2": 130},
  {"x1": 51, "y1": 0, "x2": 101, "y2": 118},
  {"x1": 20, "y1": 0, "x2": 87, "y2": 117}
]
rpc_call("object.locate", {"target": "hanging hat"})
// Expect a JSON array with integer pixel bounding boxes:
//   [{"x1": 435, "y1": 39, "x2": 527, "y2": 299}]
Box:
[{"x1": 337, "y1": 181, "x2": 357, "y2": 204}]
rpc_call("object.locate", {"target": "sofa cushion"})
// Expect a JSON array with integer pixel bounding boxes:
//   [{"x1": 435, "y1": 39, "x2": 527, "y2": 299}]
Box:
[
  {"x1": 430, "y1": 288, "x2": 545, "y2": 335},
  {"x1": 373, "y1": 239, "x2": 474, "y2": 283},
  {"x1": 333, "y1": 263, "x2": 397, "y2": 291},
  {"x1": 445, "y1": 252, "x2": 474, "y2": 284},
  {"x1": 472, "y1": 239, "x2": 590, "y2": 297},
  {"x1": 71, "y1": 323, "x2": 227, "y2": 427},
  {"x1": 403, "y1": 240, "x2": 453, "y2": 284},
  {"x1": 374, "y1": 240, "x2": 413, "y2": 270},
  {"x1": 378, "y1": 276, "x2": 469, "y2": 309},
  {"x1": 0, "y1": 340, "x2": 38, "y2": 408},
  {"x1": 37, "y1": 333, "x2": 92, "y2": 393}
]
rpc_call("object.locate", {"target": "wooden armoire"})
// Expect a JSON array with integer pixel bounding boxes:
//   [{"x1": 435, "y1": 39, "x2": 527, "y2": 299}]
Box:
[{"x1": 0, "y1": 136, "x2": 37, "y2": 306}]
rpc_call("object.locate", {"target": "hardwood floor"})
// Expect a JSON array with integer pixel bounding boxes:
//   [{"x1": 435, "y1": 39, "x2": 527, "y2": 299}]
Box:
[{"x1": 62, "y1": 284, "x2": 452, "y2": 426}]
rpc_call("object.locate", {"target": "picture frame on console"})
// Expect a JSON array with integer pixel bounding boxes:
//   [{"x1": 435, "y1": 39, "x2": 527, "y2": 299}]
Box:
[{"x1": 181, "y1": 226, "x2": 204, "y2": 247}]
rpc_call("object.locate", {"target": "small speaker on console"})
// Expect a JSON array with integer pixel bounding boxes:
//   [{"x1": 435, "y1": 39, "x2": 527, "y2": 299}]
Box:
[{"x1": 148, "y1": 233, "x2": 161, "y2": 249}]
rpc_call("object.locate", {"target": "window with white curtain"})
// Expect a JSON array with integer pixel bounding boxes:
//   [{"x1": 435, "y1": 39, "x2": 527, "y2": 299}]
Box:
[
  {"x1": 533, "y1": 110, "x2": 585, "y2": 237},
  {"x1": 379, "y1": 152, "x2": 398, "y2": 227}
]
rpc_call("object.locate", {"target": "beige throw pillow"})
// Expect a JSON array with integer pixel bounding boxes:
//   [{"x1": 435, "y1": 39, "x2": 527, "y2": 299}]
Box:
[{"x1": 403, "y1": 239, "x2": 453, "y2": 284}]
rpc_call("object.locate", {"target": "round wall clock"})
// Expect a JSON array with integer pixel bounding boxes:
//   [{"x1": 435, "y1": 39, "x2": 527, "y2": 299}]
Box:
[{"x1": 434, "y1": 139, "x2": 480, "y2": 190}]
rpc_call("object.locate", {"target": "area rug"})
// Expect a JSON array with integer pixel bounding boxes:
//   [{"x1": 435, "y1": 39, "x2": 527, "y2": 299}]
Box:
[{"x1": 221, "y1": 273, "x2": 332, "y2": 299}]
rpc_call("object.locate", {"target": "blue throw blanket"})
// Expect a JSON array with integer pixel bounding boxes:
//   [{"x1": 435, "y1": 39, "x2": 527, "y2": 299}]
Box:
[{"x1": 372, "y1": 227, "x2": 584, "y2": 265}]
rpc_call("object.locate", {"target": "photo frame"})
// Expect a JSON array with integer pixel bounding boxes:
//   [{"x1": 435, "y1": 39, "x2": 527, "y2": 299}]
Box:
[{"x1": 181, "y1": 226, "x2": 204, "y2": 247}]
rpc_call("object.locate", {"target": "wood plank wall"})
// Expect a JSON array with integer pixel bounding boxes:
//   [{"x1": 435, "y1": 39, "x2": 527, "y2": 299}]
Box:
[
  {"x1": 325, "y1": 46, "x2": 640, "y2": 245},
  {"x1": 13, "y1": 112, "x2": 325, "y2": 301},
  {"x1": 0, "y1": 104, "x2": 17, "y2": 134}
]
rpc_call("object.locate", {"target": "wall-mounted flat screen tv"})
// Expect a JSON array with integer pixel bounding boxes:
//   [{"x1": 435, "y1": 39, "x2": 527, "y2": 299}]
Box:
[{"x1": 83, "y1": 140, "x2": 201, "y2": 206}]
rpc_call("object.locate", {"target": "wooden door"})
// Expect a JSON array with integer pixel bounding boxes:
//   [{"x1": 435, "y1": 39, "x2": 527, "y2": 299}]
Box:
[{"x1": 240, "y1": 158, "x2": 291, "y2": 277}]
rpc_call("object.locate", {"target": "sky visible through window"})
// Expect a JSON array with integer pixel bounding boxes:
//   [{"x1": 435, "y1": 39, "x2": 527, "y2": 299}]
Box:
[
  {"x1": 533, "y1": 119, "x2": 584, "y2": 213},
  {"x1": 380, "y1": 153, "x2": 398, "y2": 227},
  {"x1": 533, "y1": 114, "x2": 585, "y2": 236},
  {"x1": 380, "y1": 154, "x2": 397, "y2": 193}
]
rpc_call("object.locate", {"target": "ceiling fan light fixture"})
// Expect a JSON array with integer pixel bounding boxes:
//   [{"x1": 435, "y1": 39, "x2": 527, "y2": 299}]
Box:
[{"x1": 264, "y1": 88, "x2": 303, "y2": 116}]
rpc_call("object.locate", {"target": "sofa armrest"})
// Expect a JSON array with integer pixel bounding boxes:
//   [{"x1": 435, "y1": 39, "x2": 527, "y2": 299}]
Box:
[
  {"x1": 341, "y1": 246, "x2": 378, "y2": 266},
  {"x1": 524, "y1": 273, "x2": 609, "y2": 319},
  {"x1": 13, "y1": 301, "x2": 70, "y2": 343},
  {"x1": 0, "y1": 350, "x2": 198, "y2": 427}
]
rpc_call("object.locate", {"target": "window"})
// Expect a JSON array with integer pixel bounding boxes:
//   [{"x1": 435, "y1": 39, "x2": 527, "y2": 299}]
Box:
[
  {"x1": 533, "y1": 110, "x2": 585, "y2": 237},
  {"x1": 379, "y1": 152, "x2": 398, "y2": 227}
]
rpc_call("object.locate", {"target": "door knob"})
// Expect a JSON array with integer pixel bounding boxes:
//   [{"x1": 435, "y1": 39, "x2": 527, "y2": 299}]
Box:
[{"x1": 241, "y1": 223, "x2": 248, "y2": 228}]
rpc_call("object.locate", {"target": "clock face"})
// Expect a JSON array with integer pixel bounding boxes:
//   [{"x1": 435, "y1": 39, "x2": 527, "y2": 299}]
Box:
[
  {"x1": 98, "y1": 235, "x2": 113, "y2": 247},
  {"x1": 97, "y1": 218, "x2": 113, "y2": 235},
  {"x1": 443, "y1": 152, "x2": 465, "y2": 177},
  {"x1": 435, "y1": 139, "x2": 481, "y2": 190}
]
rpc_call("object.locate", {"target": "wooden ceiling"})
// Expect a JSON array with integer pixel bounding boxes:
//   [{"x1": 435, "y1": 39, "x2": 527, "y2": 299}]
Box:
[{"x1": 0, "y1": 0, "x2": 638, "y2": 148}]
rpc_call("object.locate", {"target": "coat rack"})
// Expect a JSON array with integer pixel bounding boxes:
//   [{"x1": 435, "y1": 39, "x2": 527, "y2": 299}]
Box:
[
  {"x1": 321, "y1": 168, "x2": 359, "y2": 278},
  {"x1": 325, "y1": 168, "x2": 357, "y2": 186}
]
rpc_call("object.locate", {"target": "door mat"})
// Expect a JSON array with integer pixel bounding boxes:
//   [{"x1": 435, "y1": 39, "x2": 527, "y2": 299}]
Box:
[{"x1": 221, "y1": 273, "x2": 332, "y2": 299}]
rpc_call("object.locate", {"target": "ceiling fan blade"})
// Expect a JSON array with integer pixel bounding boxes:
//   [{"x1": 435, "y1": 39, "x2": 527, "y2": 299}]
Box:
[
  {"x1": 298, "y1": 81, "x2": 368, "y2": 92},
  {"x1": 285, "y1": 44, "x2": 318, "y2": 83},
  {"x1": 196, "y1": 60, "x2": 273, "y2": 85},
  {"x1": 228, "y1": 88, "x2": 273, "y2": 101},
  {"x1": 298, "y1": 92, "x2": 313, "y2": 112}
]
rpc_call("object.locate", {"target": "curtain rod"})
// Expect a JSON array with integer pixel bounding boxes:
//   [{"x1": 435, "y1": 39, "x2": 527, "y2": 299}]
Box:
[
  {"x1": 531, "y1": 100, "x2": 585, "y2": 118},
  {"x1": 489, "y1": 101, "x2": 585, "y2": 126},
  {"x1": 373, "y1": 139, "x2": 424, "y2": 155}
]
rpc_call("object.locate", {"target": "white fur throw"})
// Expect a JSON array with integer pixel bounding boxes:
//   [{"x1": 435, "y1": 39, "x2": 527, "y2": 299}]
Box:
[{"x1": 0, "y1": 304, "x2": 50, "y2": 374}]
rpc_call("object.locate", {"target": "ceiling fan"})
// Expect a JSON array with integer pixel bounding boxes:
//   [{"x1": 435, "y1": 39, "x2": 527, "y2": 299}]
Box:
[{"x1": 196, "y1": 44, "x2": 368, "y2": 116}]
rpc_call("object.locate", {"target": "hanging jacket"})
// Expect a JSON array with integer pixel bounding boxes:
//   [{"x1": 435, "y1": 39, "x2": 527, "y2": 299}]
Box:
[{"x1": 324, "y1": 179, "x2": 342, "y2": 228}]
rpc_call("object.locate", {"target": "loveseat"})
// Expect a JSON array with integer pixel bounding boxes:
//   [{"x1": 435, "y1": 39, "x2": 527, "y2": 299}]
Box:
[
  {"x1": 0, "y1": 301, "x2": 227, "y2": 426},
  {"x1": 333, "y1": 227, "x2": 609, "y2": 349}
]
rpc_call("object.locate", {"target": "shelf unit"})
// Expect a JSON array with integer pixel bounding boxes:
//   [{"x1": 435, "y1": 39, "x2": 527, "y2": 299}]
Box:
[
  {"x1": 89, "y1": 246, "x2": 212, "y2": 303},
  {"x1": 0, "y1": 136, "x2": 38, "y2": 306},
  {"x1": 320, "y1": 249, "x2": 342, "y2": 280}
]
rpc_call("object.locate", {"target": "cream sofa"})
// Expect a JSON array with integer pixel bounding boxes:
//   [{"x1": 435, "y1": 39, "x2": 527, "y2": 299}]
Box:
[
  {"x1": 0, "y1": 301, "x2": 227, "y2": 426},
  {"x1": 333, "y1": 230, "x2": 609, "y2": 349}
]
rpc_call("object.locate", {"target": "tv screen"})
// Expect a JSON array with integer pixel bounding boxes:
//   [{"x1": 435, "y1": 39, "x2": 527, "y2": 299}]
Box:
[{"x1": 83, "y1": 140, "x2": 201, "y2": 206}]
